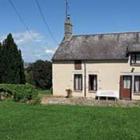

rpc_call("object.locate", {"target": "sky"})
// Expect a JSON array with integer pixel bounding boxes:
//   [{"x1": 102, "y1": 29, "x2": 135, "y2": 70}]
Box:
[{"x1": 0, "y1": 0, "x2": 140, "y2": 62}]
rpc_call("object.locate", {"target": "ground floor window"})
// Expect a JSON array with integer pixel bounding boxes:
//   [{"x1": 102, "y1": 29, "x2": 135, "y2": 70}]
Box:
[
  {"x1": 74, "y1": 74, "x2": 82, "y2": 91},
  {"x1": 89, "y1": 75, "x2": 97, "y2": 91},
  {"x1": 134, "y1": 76, "x2": 140, "y2": 93}
]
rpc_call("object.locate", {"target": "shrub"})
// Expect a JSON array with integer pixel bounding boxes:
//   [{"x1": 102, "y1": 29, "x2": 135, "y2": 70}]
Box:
[{"x1": 0, "y1": 84, "x2": 38, "y2": 102}]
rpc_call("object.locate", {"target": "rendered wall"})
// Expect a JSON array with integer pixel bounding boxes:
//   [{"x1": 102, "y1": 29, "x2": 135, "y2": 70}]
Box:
[{"x1": 53, "y1": 60, "x2": 140, "y2": 100}]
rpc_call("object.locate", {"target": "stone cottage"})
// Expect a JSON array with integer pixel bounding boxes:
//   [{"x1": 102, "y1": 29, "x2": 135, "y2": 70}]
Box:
[{"x1": 52, "y1": 15, "x2": 140, "y2": 100}]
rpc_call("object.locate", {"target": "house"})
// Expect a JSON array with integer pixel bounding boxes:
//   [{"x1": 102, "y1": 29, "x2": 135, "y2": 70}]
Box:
[{"x1": 52, "y1": 15, "x2": 140, "y2": 100}]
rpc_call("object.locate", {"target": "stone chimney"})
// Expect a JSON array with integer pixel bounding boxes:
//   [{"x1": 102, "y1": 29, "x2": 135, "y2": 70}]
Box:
[{"x1": 64, "y1": 15, "x2": 72, "y2": 40}]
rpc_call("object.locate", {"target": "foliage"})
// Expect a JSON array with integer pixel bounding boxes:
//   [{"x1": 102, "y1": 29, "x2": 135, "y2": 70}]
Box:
[
  {"x1": 0, "y1": 84, "x2": 38, "y2": 102},
  {"x1": 0, "y1": 33, "x2": 25, "y2": 84},
  {"x1": 0, "y1": 103, "x2": 140, "y2": 140},
  {"x1": 25, "y1": 60, "x2": 52, "y2": 89}
]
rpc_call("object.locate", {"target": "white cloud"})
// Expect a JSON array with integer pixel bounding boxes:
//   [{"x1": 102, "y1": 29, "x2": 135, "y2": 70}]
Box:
[
  {"x1": 0, "y1": 31, "x2": 57, "y2": 62},
  {"x1": 0, "y1": 31, "x2": 44, "y2": 45},
  {"x1": 0, "y1": 35, "x2": 5, "y2": 42},
  {"x1": 45, "y1": 48, "x2": 56, "y2": 54}
]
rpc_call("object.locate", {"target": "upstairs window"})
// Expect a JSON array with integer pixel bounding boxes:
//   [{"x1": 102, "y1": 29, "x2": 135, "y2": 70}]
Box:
[
  {"x1": 131, "y1": 53, "x2": 140, "y2": 65},
  {"x1": 74, "y1": 60, "x2": 82, "y2": 70}
]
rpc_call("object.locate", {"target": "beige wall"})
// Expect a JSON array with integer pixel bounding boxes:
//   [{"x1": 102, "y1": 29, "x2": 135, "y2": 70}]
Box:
[{"x1": 53, "y1": 59, "x2": 140, "y2": 100}]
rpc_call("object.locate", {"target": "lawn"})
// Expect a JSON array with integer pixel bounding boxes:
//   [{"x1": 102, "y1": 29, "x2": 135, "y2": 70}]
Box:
[
  {"x1": 0, "y1": 102, "x2": 140, "y2": 140},
  {"x1": 37, "y1": 89, "x2": 52, "y2": 95},
  {"x1": 37, "y1": 89, "x2": 52, "y2": 99}
]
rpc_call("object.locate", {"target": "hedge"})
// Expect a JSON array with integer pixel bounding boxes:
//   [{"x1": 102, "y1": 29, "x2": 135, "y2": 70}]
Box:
[{"x1": 0, "y1": 84, "x2": 38, "y2": 102}]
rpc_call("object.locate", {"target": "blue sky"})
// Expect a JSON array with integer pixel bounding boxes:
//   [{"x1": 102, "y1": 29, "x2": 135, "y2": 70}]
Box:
[{"x1": 0, "y1": 0, "x2": 140, "y2": 62}]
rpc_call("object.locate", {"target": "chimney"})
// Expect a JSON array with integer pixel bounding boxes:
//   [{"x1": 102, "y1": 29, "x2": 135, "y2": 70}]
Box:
[{"x1": 64, "y1": 15, "x2": 73, "y2": 40}]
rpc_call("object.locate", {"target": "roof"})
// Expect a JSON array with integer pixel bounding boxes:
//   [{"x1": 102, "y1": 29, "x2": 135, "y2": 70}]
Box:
[
  {"x1": 52, "y1": 32, "x2": 140, "y2": 61},
  {"x1": 128, "y1": 44, "x2": 140, "y2": 53}
]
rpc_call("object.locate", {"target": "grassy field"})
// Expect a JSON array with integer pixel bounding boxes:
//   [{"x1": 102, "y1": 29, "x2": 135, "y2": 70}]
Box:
[
  {"x1": 37, "y1": 89, "x2": 52, "y2": 100},
  {"x1": 0, "y1": 102, "x2": 140, "y2": 140},
  {"x1": 37, "y1": 89, "x2": 52, "y2": 95}
]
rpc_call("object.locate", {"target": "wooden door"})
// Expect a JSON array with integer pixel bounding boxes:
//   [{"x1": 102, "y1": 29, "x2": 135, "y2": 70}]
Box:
[{"x1": 120, "y1": 76, "x2": 132, "y2": 100}]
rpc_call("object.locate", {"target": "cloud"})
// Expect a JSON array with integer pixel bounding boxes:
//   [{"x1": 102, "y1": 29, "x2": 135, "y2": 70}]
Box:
[
  {"x1": 45, "y1": 48, "x2": 56, "y2": 54},
  {"x1": 0, "y1": 35, "x2": 5, "y2": 42},
  {"x1": 19, "y1": 44, "x2": 56, "y2": 62},
  {"x1": 0, "y1": 31, "x2": 57, "y2": 62},
  {"x1": 0, "y1": 31, "x2": 44, "y2": 45}
]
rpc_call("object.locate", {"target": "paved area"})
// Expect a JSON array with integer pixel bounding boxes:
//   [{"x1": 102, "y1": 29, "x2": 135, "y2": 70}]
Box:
[{"x1": 41, "y1": 96, "x2": 140, "y2": 107}]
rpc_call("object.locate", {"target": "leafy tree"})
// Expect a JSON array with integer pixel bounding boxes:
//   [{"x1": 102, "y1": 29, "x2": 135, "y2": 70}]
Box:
[
  {"x1": 0, "y1": 33, "x2": 25, "y2": 84},
  {"x1": 26, "y1": 60, "x2": 52, "y2": 89}
]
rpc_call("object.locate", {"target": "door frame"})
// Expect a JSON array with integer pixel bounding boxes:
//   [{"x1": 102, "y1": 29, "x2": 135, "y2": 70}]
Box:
[{"x1": 120, "y1": 75, "x2": 132, "y2": 100}]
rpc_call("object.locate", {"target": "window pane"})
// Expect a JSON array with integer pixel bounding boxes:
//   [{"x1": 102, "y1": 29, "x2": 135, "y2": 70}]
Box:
[
  {"x1": 131, "y1": 54, "x2": 136, "y2": 64},
  {"x1": 131, "y1": 54, "x2": 140, "y2": 64},
  {"x1": 79, "y1": 76, "x2": 82, "y2": 90},
  {"x1": 94, "y1": 76, "x2": 97, "y2": 90},
  {"x1": 75, "y1": 76, "x2": 79, "y2": 90},
  {"x1": 123, "y1": 76, "x2": 131, "y2": 89},
  {"x1": 134, "y1": 76, "x2": 140, "y2": 93},
  {"x1": 136, "y1": 54, "x2": 140, "y2": 63}
]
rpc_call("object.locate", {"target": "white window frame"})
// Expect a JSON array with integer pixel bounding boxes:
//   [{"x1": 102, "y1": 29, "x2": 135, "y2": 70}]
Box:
[
  {"x1": 89, "y1": 75, "x2": 97, "y2": 92},
  {"x1": 74, "y1": 74, "x2": 83, "y2": 91},
  {"x1": 134, "y1": 76, "x2": 140, "y2": 94}
]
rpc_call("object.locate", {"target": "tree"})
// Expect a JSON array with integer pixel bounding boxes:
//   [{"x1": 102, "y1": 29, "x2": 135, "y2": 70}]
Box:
[
  {"x1": 0, "y1": 33, "x2": 25, "y2": 84},
  {"x1": 18, "y1": 50, "x2": 26, "y2": 84},
  {"x1": 26, "y1": 60, "x2": 52, "y2": 89}
]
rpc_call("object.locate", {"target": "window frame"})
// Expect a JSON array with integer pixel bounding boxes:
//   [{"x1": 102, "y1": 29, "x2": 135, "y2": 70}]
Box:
[
  {"x1": 74, "y1": 74, "x2": 83, "y2": 92},
  {"x1": 74, "y1": 60, "x2": 82, "y2": 70},
  {"x1": 134, "y1": 76, "x2": 140, "y2": 94},
  {"x1": 123, "y1": 76, "x2": 131, "y2": 89},
  {"x1": 131, "y1": 53, "x2": 140, "y2": 65},
  {"x1": 88, "y1": 74, "x2": 97, "y2": 92}
]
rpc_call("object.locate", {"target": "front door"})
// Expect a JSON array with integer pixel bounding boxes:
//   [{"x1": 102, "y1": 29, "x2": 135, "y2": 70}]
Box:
[{"x1": 120, "y1": 76, "x2": 132, "y2": 100}]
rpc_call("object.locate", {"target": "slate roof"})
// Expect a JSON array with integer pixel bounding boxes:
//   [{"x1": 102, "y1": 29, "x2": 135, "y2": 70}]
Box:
[
  {"x1": 52, "y1": 32, "x2": 140, "y2": 61},
  {"x1": 128, "y1": 44, "x2": 140, "y2": 53}
]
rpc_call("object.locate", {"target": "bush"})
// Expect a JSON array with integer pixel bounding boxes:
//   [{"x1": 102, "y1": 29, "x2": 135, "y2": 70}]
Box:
[{"x1": 0, "y1": 84, "x2": 38, "y2": 102}]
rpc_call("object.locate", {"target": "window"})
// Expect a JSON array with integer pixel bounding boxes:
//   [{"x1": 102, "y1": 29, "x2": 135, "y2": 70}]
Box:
[
  {"x1": 74, "y1": 61, "x2": 82, "y2": 70},
  {"x1": 131, "y1": 53, "x2": 140, "y2": 64},
  {"x1": 74, "y1": 74, "x2": 82, "y2": 91},
  {"x1": 89, "y1": 75, "x2": 97, "y2": 91},
  {"x1": 134, "y1": 76, "x2": 140, "y2": 93},
  {"x1": 123, "y1": 76, "x2": 131, "y2": 89}
]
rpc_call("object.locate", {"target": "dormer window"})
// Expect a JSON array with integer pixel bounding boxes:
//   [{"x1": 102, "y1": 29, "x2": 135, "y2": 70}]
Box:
[
  {"x1": 74, "y1": 60, "x2": 82, "y2": 70},
  {"x1": 131, "y1": 53, "x2": 140, "y2": 65}
]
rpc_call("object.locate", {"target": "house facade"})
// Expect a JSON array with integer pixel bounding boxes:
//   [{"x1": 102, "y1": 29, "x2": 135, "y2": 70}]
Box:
[{"x1": 52, "y1": 16, "x2": 140, "y2": 100}]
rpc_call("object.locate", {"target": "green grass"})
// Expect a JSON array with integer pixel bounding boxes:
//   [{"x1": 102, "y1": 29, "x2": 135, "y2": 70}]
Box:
[
  {"x1": 0, "y1": 102, "x2": 140, "y2": 140},
  {"x1": 37, "y1": 89, "x2": 52, "y2": 99},
  {"x1": 37, "y1": 89, "x2": 52, "y2": 94}
]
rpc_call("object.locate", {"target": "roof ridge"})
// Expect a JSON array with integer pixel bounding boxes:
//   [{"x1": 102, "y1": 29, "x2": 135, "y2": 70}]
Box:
[{"x1": 72, "y1": 31, "x2": 140, "y2": 37}]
